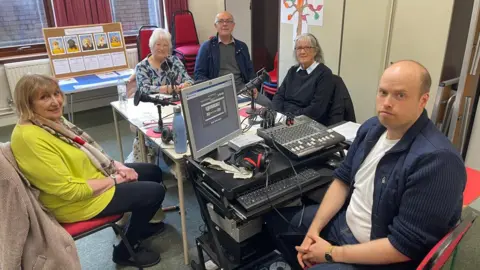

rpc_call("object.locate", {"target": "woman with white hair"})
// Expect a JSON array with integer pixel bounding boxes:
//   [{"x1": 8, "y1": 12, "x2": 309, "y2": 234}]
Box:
[
  {"x1": 136, "y1": 28, "x2": 193, "y2": 94},
  {"x1": 271, "y1": 33, "x2": 334, "y2": 125}
]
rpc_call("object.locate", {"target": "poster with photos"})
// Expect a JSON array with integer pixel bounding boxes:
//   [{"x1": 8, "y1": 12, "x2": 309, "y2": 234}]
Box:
[
  {"x1": 79, "y1": 34, "x2": 95, "y2": 52},
  {"x1": 43, "y1": 23, "x2": 129, "y2": 79},
  {"x1": 94, "y1": 33, "x2": 109, "y2": 50},
  {"x1": 48, "y1": 37, "x2": 66, "y2": 55},
  {"x1": 63, "y1": 35, "x2": 81, "y2": 54},
  {"x1": 108, "y1": 31, "x2": 123, "y2": 48}
]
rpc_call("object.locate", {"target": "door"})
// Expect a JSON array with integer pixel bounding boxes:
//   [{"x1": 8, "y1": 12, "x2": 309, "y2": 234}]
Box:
[{"x1": 449, "y1": 0, "x2": 480, "y2": 155}]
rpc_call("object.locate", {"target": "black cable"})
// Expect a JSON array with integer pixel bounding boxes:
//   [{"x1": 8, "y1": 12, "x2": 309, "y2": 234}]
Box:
[
  {"x1": 162, "y1": 112, "x2": 174, "y2": 119},
  {"x1": 270, "y1": 133, "x2": 309, "y2": 229},
  {"x1": 270, "y1": 133, "x2": 303, "y2": 196}
]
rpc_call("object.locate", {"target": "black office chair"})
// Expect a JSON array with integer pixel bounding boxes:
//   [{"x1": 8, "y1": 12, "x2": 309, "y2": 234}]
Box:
[{"x1": 327, "y1": 75, "x2": 356, "y2": 126}]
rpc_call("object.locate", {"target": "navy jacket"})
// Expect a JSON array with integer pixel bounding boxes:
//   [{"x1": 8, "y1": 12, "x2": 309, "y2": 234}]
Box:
[
  {"x1": 194, "y1": 35, "x2": 255, "y2": 84},
  {"x1": 333, "y1": 110, "x2": 466, "y2": 268}
]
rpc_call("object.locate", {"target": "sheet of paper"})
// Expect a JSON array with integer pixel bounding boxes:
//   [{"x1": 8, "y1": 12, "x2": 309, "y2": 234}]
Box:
[
  {"x1": 68, "y1": 57, "x2": 86, "y2": 73},
  {"x1": 96, "y1": 71, "x2": 119, "y2": 79},
  {"x1": 52, "y1": 59, "x2": 71, "y2": 75},
  {"x1": 111, "y1": 52, "x2": 127, "y2": 66},
  {"x1": 332, "y1": 121, "x2": 361, "y2": 142},
  {"x1": 58, "y1": 78, "x2": 78, "y2": 85},
  {"x1": 116, "y1": 69, "x2": 134, "y2": 76},
  {"x1": 97, "y1": 53, "x2": 114, "y2": 69},
  {"x1": 83, "y1": 55, "x2": 100, "y2": 70}
]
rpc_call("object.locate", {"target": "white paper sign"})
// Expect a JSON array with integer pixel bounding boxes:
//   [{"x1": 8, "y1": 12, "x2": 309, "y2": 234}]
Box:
[
  {"x1": 68, "y1": 57, "x2": 86, "y2": 73},
  {"x1": 52, "y1": 59, "x2": 71, "y2": 75},
  {"x1": 83, "y1": 55, "x2": 100, "y2": 70},
  {"x1": 97, "y1": 53, "x2": 114, "y2": 69},
  {"x1": 111, "y1": 52, "x2": 127, "y2": 67},
  {"x1": 64, "y1": 26, "x2": 104, "y2": 35}
]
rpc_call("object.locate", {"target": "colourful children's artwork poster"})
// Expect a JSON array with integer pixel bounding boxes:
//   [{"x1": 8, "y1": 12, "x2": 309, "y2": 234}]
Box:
[{"x1": 281, "y1": 0, "x2": 324, "y2": 40}]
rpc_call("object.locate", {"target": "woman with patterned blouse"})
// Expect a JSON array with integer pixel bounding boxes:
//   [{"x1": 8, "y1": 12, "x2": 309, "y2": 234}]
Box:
[{"x1": 135, "y1": 28, "x2": 193, "y2": 94}]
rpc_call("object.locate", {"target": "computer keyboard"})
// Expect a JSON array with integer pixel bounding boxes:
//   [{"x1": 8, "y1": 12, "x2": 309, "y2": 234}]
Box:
[
  {"x1": 257, "y1": 115, "x2": 345, "y2": 159},
  {"x1": 236, "y1": 168, "x2": 322, "y2": 211}
]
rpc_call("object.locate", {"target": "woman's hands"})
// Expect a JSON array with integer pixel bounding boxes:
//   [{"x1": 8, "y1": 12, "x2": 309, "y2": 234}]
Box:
[{"x1": 114, "y1": 161, "x2": 138, "y2": 182}]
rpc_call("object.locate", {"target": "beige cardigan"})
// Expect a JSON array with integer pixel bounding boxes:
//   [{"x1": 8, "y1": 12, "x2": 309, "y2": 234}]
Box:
[{"x1": 0, "y1": 143, "x2": 81, "y2": 269}]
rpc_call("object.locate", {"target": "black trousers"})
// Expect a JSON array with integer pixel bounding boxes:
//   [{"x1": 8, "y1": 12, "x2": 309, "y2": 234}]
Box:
[{"x1": 96, "y1": 163, "x2": 165, "y2": 245}]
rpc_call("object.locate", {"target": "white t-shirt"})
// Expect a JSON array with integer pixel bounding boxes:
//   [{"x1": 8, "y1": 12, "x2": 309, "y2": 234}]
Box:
[{"x1": 346, "y1": 131, "x2": 399, "y2": 243}]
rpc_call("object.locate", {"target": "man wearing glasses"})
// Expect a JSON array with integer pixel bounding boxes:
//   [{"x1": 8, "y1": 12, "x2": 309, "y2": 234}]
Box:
[{"x1": 195, "y1": 11, "x2": 269, "y2": 104}]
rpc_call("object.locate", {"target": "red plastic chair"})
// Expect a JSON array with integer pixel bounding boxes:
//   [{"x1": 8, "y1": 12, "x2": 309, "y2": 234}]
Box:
[
  {"x1": 61, "y1": 214, "x2": 143, "y2": 269},
  {"x1": 417, "y1": 212, "x2": 477, "y2": 270},
  {"x1": 268, "y1": 52, "x2": 279, "y2": 85},
  {"x1": 171, "y1": 10, "x2": 200, "y2": 76},
  {"x1": 137, "y1": 25, "x2": 158, "y2": 61}
]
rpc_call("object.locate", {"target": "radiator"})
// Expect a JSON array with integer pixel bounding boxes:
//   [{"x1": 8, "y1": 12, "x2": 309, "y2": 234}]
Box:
[
  {"x1": 4, "y1": 59, "x2": 51, "y2": 97},
  {"x1": 126, "y1": 48, "x2": 139, "y2": 68},
  {"x1": 4, "y1": 48, "x2": 139, "y2": 97}
]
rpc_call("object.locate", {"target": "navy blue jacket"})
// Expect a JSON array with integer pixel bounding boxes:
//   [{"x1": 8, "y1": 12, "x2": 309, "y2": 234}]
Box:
[
  {"x1": 194, "y1": 35, "x2": 255, "y2": 84},
  {"x1": 333, "y1": 110, "x2": 466, "y2": 268}
]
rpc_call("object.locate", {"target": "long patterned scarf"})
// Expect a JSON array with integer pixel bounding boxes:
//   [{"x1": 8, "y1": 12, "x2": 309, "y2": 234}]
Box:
[{"x1": 30, "y1": 116, "x2": 117, "y2": 177}]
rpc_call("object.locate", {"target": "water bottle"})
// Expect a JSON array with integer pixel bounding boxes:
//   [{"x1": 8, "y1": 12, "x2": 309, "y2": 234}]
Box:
[
  {"x1": 117, "y1": 79, "x2": 127, "y2": 105},
  {"x1": 172, "y1": 106, "x2": 187, "y2": 154}
]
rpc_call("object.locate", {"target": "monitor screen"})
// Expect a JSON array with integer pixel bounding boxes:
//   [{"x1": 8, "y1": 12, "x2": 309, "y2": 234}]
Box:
[{"x1": 181, "y1": 74, "x2": 242, "y2": 160}]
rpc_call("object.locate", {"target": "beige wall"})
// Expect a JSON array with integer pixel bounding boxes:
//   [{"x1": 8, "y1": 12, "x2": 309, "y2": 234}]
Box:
[
  {"x1": 339, "y1": 0, "x2": 392, "y2": 123},
  {"x1": 387, "y1": 0, "x2": 455, "y2": 114},
  {"x1": 188, "y1": 0, "x2": 224, "y2": 43}
]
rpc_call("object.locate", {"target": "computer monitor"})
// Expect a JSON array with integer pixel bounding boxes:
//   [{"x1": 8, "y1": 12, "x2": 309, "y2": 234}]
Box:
[{"x1": 181, "y1": 74, "x2": 242, "y2": 160}]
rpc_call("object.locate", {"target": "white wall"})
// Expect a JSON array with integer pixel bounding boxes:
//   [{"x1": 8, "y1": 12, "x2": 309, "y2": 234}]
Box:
[
  {"x1": 188, "y1": 0, "x2": 225, "y2": 43},
  {"x1": 387, "y1": 0, "x2": 455, "y2": 114},
  {"x1": 225, "y1": 0, "x2": 252, "y2": 53},
  {"x1": 339, "y1": 0, "x2": 392, "y2": 123}
]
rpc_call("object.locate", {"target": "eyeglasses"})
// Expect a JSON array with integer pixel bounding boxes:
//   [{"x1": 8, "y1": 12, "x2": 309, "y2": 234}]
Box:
[
  {"x1": 216, "y1": 20, "x2": 234, "y2": 25},
  {"x1": 295, "y1": 46, "x2": 314, "y2": 52}
]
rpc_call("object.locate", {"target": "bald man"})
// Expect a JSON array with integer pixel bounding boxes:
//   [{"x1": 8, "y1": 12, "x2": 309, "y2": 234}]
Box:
[
  {"x1": 265, "y1": 61, "x2": 466, "y2": 270},
  {"x1": 194, "y1": 12, "x2": 271, "y2": 105}
]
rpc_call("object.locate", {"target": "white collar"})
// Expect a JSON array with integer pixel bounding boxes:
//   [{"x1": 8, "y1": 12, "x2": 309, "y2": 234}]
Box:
[
  {"x1": 218, "y1": 35, "x2": 235, "y2": 45},
  {"x1": 297, "y1": 62, "x2": 319, "y2": 75}
]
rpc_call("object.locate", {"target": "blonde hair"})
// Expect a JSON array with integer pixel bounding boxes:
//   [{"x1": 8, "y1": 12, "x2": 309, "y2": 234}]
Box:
[
  {"x1": 149, "y1": 28, "x2": 172, "y2": 54},
  {"x1": 14, "y1": 74, "x2": 64, "y2": 120}
]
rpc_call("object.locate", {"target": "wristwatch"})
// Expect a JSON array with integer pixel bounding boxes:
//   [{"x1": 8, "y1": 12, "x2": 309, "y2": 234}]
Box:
[
  {"x1": 325, "y1": 246, "x2": 335, "y2": 263},
  {"x1": 110, "y1": 174, "x2": 117, "y2": 186}
]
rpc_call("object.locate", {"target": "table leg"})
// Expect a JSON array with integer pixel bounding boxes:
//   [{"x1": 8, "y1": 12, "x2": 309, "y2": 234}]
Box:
[
  {"x1": 175, "y1": 160, "x2": 189, "y2": 265},
  {"x1": 138, "y1": 132, "x2": 148, "y2": 163},
  {"x1": 112, "y1": 107, "x2": 125, "y2": 163}
]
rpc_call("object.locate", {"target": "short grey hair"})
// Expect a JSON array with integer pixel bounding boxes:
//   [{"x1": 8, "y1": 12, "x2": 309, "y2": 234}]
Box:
[
  {"x1": 294, "y1": 33, "x2": 324, "y2": 64},
  {"x1": 149, "y1": 28, "x2": 172, "y2": 54},
  {"x1": 214, "y1": 12, "x2": 235, "y2": 24}
]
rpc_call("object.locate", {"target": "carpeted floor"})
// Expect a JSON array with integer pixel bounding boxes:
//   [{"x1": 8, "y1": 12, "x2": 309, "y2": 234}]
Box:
[{"x1": 0, "y1": 107, "x2": 205, "y2": 270}]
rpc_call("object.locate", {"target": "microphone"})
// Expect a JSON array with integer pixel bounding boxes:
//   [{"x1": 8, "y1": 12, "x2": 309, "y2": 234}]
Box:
[
  {"x1": 160, "y1": 57, "x2": 180, "y2": 102},
  {"x1": 134, "y1": 90, "x2": 177, "y2": 106},
  {"x1": 237, "y1": 68, "x2": 270, "y2": 96}
]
